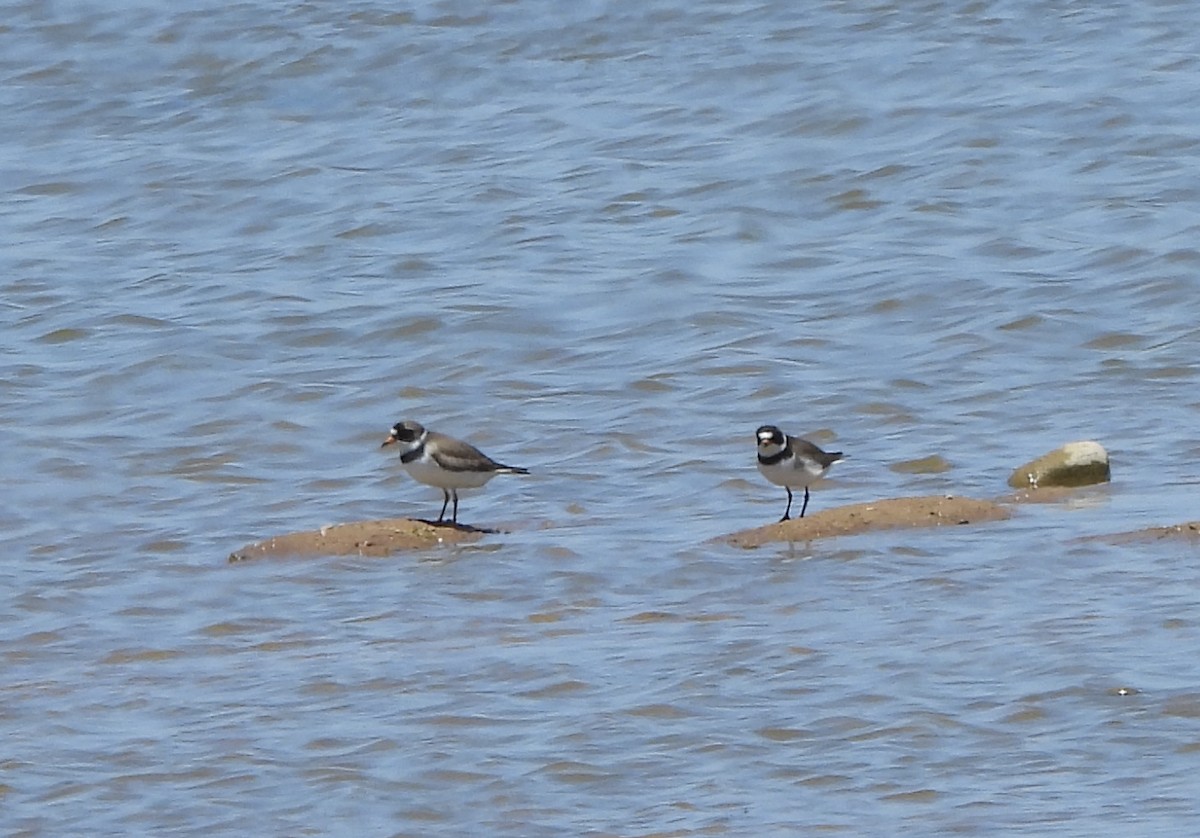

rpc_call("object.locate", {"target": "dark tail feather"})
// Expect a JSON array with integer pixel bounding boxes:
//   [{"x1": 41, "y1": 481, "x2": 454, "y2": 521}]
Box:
[{"x1": 499, "y1": 465, "x2": 530, "y2": 475}]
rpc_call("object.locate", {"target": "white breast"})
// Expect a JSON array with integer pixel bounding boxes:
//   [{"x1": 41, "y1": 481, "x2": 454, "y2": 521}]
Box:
[
  {"x1": 404, "y1": 457, "x2": 496, "y2": 490},
  {"x1": 758, "y1": 457, "x2": 822, "y2": 488}
]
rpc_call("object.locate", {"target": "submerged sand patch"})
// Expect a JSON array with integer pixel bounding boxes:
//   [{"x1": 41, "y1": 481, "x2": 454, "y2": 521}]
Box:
[{"x1": 1075, "y1": 521, "x2": 1200, "y2": 546}]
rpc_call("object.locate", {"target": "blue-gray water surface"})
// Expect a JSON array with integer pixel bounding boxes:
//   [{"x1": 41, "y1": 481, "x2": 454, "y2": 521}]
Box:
[{"x1": 4, "y1": 1, "x2": 1200, "y2": 834}]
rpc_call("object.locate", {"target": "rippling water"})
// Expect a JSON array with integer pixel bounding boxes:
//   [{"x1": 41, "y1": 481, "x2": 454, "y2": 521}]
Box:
[{"x1": 5, "y1": 1, "x2": 1200, "y2": 834}]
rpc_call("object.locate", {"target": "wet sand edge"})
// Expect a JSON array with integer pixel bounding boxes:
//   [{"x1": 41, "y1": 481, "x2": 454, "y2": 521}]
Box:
[
  {"x1": 229, "y1": 499, "x2": 1196, "y2": 558},
  {"x1": 725, "y1": 495, "x2": 1013, "y2": 548},
  {"x1": 229, "y1": 518, "x2": 484, "y2": 561},
  {"x1": 725, "y1": 488, "x2": 1199, "y2": 548}
]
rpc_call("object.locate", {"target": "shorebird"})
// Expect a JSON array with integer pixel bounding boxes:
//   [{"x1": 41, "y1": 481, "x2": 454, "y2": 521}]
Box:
[
  {"x1": 381, "y1": 420, "x2": 529, "y2": 525},
  {"x1": 756, "y1": 425, "x2": 844, "y2": 521}
]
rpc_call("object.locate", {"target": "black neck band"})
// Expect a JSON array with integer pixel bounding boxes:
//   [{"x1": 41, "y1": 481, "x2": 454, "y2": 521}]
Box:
[{"x1": 758, "y1": 449, "x2": 789, "y2": 466}]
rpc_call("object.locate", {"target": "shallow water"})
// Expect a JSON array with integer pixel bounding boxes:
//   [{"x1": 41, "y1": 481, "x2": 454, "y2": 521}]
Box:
[{"x1": 4, "y1": 1, "x2": 1200, "y2": 834}]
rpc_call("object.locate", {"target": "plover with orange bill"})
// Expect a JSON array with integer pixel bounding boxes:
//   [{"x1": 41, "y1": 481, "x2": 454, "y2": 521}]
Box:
[{"x1": 381, "y1": 420, "x2": 529, "y2": 525}]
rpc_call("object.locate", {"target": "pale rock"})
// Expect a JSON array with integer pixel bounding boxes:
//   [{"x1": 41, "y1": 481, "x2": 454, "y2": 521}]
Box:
[{"x1": 1007, "y1": 441, "x2": 1110, "y2": 489}]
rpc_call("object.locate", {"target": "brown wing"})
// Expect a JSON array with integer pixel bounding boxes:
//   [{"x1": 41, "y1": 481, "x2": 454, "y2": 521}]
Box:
[
  {"x1": 792, "y1": 437, "x2": 844, "y2": 469},
  {"x1": 426, "y1": 432, "x2": 507, "y2": 473}
]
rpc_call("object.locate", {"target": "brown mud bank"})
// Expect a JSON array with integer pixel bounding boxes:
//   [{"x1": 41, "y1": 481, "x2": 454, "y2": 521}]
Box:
[
  {"x1": 726, "y1": 485, "x2": 1198, "y2": 548},
  {"x1": 726, "y1": 495, "x2": 1012, "y2": 548},
  {"x1": 229, "y1": 518, "x2": 484, "y2": 561}
]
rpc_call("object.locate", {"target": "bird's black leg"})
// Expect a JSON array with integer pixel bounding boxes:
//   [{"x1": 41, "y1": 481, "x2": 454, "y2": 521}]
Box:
[
  {"x1": 451, "y1": 490, "x2": 459, "y2": 524},
  {"x1": 437, "y1": 490, "x2": 450, "y2": 523},
  {"x1": 780, "y1": 487, "x2": 793, "y2": 522},
  {"x1": 799, "y1": 486, "x2": 810, "y2": 518}
]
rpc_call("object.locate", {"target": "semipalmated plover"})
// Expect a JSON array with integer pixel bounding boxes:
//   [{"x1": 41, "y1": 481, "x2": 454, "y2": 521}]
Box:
[
  {"x1": 381, "y1": 420, "x2": 529, "y2": 525},
  {"x1": 756, "y1": 425, "x2": 844, "y2": 522}
]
